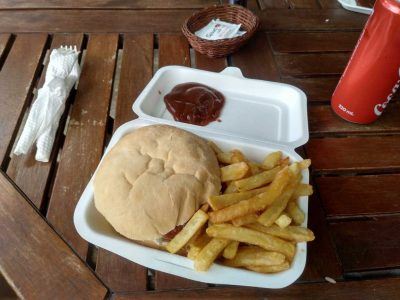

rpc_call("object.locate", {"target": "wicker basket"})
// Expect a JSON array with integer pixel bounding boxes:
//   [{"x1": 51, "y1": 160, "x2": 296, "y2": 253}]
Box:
[{"x1": 182, "y1": 5, "x2": 259, "y2": 58}]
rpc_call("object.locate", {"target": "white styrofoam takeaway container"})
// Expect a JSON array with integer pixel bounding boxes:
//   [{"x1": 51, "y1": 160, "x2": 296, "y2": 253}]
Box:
[{"x1": 74, "y1": 66, "x2": 310, "y2": 289}]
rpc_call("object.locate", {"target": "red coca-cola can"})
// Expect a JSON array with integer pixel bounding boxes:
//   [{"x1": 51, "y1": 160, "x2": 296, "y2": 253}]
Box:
[{"x1": 331, "y1": 0, "x2": 400, "y2": 124}]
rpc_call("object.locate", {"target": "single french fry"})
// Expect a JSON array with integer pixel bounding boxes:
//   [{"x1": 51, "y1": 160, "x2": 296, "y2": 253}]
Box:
[
  {"x1": 293, "y1": 184, "x2": 313, "y2": 198},
  {"x1": 262, "y1": 151, "x2": 282, "y2": 170},
  {"x1": 208, "y1": 141, "x2": 223, "y2": 154},
  {"x1": 246, "y1": 223, "x2": 315, "y2": 242},
  {"x1": 217, "y1": 150, "x2": 246, "y2": 164},
  {"x1": 223, "y1": 247, "x2": 285, "y2": 267},
  {"x1": 248, "y1": 161, "x2": 263, "y2": 175},
  {"x1": 232, "y1": 213, "x2": 258, "y2": 227},
  {"x1": 187, "y1": 232, "x2": 212, "y2": 260},
  {"x1": 274, "y1": 214, "x2": 292, "y2": 228},
  {"x1": 279, "y1": 157, "x2": 290, "y2": 167},
  {"x1": 222, "y1": 241, "x2": 240, "y2": 259},
  {"x1": 257, "y1": 176, "x2": 299, "y2": 227},
  {"x1": 209, "y1": 186, "x2": 269, "y2": 210},
  {"x1": 299, "y1": 159, "x2": 311, "y2": 170},
  {"x1": 286, "y1": 201, "x2": 305, "y2": 225},
  {"x1": 209, "y1": 167, "x2": 291, "y2": 223},
  {"x1": 220, "y1": 162, "x2": 249, "y2": 182},
  {"x1": 246, "y1": 261, "x2": 290, "y2": 273},
  {"x1": 206, "y1": 224, "x2": 295, "y2": 259},
  {"x1": 194, "y1": 238, "x2": 230, "y2": 271},
  {"x1": 224, "y1": 181, "x2": 238, "y2": 194},
  {"x1": 166, "y1": 210, "x2": 209, "y2": 253},
  {"x1": 234, "y1": 166, "x2": 281, "y2": 191},
  {"x1": 200, "y1": 203, "x2": 210, "y2": 212}
]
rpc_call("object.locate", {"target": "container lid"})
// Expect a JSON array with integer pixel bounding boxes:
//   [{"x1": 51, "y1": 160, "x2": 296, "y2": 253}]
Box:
[{"x1": 132, "y1": 66, "x2": 309, "y2": 149}]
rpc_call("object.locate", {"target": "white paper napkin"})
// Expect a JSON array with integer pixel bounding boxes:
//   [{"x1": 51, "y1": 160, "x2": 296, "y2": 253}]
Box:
[{"x1": 14, "y1": 46, "x2": 80, "y2": 162}]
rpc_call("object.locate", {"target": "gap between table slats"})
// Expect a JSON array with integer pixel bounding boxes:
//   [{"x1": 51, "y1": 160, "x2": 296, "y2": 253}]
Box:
[
  {"x1": 46, "y1": 34, "x2": 118, "y2": 259},
  {"x1": 95, "y1": 33, "x2": 154, "y2": 293},
  {"x1": 6, "y1": 34, "x2": 84, "y2": 209},
  {"x1": 0, "y1": 34, "x2": 48, "y2": 169}
]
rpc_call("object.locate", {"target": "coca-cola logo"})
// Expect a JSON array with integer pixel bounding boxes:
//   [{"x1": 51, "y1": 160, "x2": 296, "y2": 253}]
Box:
[{"x1": 374, "y1": 68, "x2": 400, "y2": 116}]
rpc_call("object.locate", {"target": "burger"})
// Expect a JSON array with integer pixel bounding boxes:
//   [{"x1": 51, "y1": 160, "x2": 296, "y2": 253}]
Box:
[{"x1": 93, "y1": 125, "x2": 221, "y2": 247}]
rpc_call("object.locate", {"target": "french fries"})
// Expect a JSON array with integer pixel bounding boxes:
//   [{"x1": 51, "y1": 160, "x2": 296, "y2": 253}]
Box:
[
  {"x1": 166, "y1": 210, "x2": 209, "y2": 254},
  {"x1": 246, "y1": 223, "x2": 315, "y2": 242},
  {"x1": 232, "y1": 213, "x2": 258, "y2": 227},
  {"x1": 220, "y1": 162, "x2": 249, "y2": 182},
  {"x1": 286, "y1": 201, "x2": 305, "y2": 225},
  {"x1": 206, "y1": 224, "x2": 295, "y2": 259},
  {"x1": 168, "y1": 142, "x2": 314, "y2": 276},
  {"x1": 223, "y1": 247, "x2": 285, "y2": 267},
  {"x1": 209, "y1": 186, "x2": 269, "y2": 210},
  {"x1": 234, "y1": 166, "x2": 281, "y2": 191},
  {"x1": 274, "y1": 214, "x2": 292, "y2": 228},
  {"x1": 246, "y1": 261, "x2": 290, "y2": 273},
  {"x1": 222, "y1": 241, "x2": 239, "y2": 259},
  {"x1": 194, "y1": 238, "x2": 230, "y2": 271},
  {"x1": 209, "y1": 167, "x2": 291, "y2": 223},
  {"x1": 293, "y1": 184, "x2": 313, "y2": 198},
  {"x1": 217, "y1": 150, "x2": 246, "y2": 164},
  {"x1": 262, "y1": 151, "x2": 282, "y2": 170},
  {"x1": 257, "y1": 176, "x2": 299, "y2": 227}
]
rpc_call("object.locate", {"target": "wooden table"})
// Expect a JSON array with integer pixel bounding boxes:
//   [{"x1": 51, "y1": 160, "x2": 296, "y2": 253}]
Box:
[{"x1": 1, "y1": 0, "x2": 399, "y2": 299}]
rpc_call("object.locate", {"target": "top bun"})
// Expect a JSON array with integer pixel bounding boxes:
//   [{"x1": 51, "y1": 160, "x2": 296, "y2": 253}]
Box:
[{"x1": 94, "y1": 125, "x2": 221, "y2": 242}]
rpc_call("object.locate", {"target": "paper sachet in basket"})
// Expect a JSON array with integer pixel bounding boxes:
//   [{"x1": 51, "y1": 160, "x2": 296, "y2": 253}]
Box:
[{"x1": 14, "y1": 46, "x2": 80, "y2": 162}]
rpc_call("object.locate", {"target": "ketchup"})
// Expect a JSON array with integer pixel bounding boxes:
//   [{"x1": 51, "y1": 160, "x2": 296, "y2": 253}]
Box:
[{"x1": 164, "y1": 83, "x2": 225, "y2": 126}]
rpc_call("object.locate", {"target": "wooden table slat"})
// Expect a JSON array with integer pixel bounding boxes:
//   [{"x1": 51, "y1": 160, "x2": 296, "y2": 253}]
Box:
[
  {"x1": 330, "y1": 216, "x2": 400, "y2": 272},
  {"x1": 0, "y1": 33, "x2": 11, "y2": 67},
  {"x1": 318, "y1": 0, "x2": 341, "y2": 8},
  {"x1": 47, "y1": 34, "x2": 118, "y2": 258},
  {"x1": 113, "y1": 277, "x2": 400, "y2": 299},
  {"x1": 288, "y1": 0, "x2": 320, "y2": 8},
  {"x1": 6, "y1": 33, "x2": 84, "y2": 209},
  {"x1": 194, "y1": 52, "x2": 227, "y2": 72},
  {"x1": 276, "y1": 52, "x2": 350, "y2": 76},
  {"x1": 0, "y1": 172, "x2": 108, "y2": 299},
  {"x1": 317, "y1": 174, "x2": 400, "y2": 218},
  {"x1": 232, "y1": 32, "x2": 280, "y2": 81},
  {"x1": 282, "y1": 77, "x2": 339, "y2": 102},
  {"x1": 95, "y1": 33, "x2": 153, "y2": 293},
  {"x1": 306, "y1": 136, "x2": 400, "y2": 173},
  {"x1": 0, "y1": 9, "x2": 367, "y2": 33},
  {"x1": 309, "y1": 103, "x2": 400, "y2": 136},
  {"x1": 0, "y1": 33, "x2": 47, "y2": 166},
  {"x1": 0, "y1": 0, "x2": 219, "y2": 9},
  {"x1": 269, "y1": 31, "x2": 359, "y2": 53},
  {"x1": 259, "y1": 0, "x2": 290, "y2": 8}
]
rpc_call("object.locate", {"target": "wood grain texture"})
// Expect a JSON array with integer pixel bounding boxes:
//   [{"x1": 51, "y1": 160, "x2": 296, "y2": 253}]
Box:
[
  {"x1": 318, "y1": 0, "x2": 341, "y2": 7},
  {"x1": 259, "y1": 0, "x2": 290, "y2": 8},
  {"x1": 309, "y1": 103, "x2": 400, "y2": 136},
  {"x1": 0, "y1": 0, "x2": 218, "y2": 9},
  {"x1": 330, "y1": 216, "x2": 400, "y2": 271},
  {"x1": 113, "y1": 277, "x2": 400, "y2": 299},
  {"x1": 0, "y1": 34, "x2": 47, "y2": 165},
  {"x1": 232, "y1": 32, "x2": 280, "y2": 81},
  {"x1": 95, "y1": 33, "x2": 152, "y2": 293},
  {"x1": 158, "y1": 34, "x2": 190, "y2": 68},
  {"x1": 6, "y1": 34, "x2": 83, "y2": 209},
  {"x1": 156, "y1": 32, "x2": 206, "y2": 290},
  {"x1": 288, "y1": 0, "x2": 320, "y2": 8},
  {"x1": 47, "y1": 34, "x2": 118, "y2": 258},
  {"x1": 0, "y1": 9, "x2": 367, "y2": 33},
  {"x1": 282, "y1": 77, "x2": 339, "y2": 102},
  {"x1": 194, "y1": 52, "x2": 227, "y2": 72},
  {"x1": 269, "y1": 32, "x2": 359, "y2": 53},
  {"x1": 113, "y1": 33, "x2": 153, "y2": 130},
  {"x1": 317, "y1": 174, "x2": 400, "y2": 218},
  {"x1": 306, "y1": 136, "x2": 400, "y2": 173},
  {"x1": 0, "y1": 33, "x2": 11, "y2": 66},
  {"x1": 301, "y1": 193, "x2": 342, "y2": 281},
  {"x1": 0, "y1": 172, "x2": 107, "y2": 299},
  {"x1": 275, "y1": 53, "x2": 350, "y2": 76}
]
